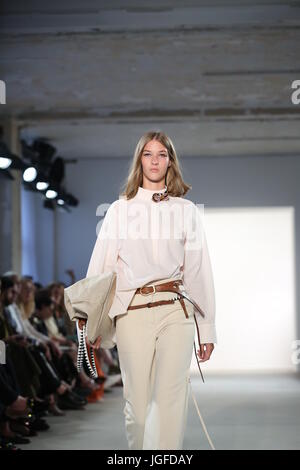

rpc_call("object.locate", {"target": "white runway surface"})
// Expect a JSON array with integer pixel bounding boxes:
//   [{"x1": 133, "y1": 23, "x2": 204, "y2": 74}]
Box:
[{"x1": 18, "y1": 372, "x2": 300, "y2": 450}]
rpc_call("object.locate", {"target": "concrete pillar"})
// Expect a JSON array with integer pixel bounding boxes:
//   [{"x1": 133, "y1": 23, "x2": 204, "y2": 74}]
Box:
[{"x1": 0, "y1": 118, "x2": 22, "y2": 275}]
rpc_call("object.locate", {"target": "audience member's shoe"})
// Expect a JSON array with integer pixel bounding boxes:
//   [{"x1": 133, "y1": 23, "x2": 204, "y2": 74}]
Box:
[
  {"x1": 48, "y1": 402, "x2": 65, "y2": 417},
  {"x1": 108, "y1": 364, "x2": 121, "y2": 375},
  {"x1": 103, "y1": 374, "x2": 122, "y2": 390},
  {"x1": 75, "y1": 376, "x2": 92, "y2": 391},
  {"x1": 78, "y1": 378, "x2": 97, "y2": 392},
  {"x1": 30, "y1": 417, "x2": 50, "y2": 432},
  {"x1": 68, "y1": 390, "x2": 88, "y2": 406},
  {"x1": 72, "y1": 386, "x2": 91, "y2": 398},
  {"x1": 56, "y1": 391, "x2": 85, "y2": 410},
  {"x1": 13, "y1": 415, "x2": 35, "y2": 428},
  {"x1": 0, "y1": 420, "x2": 31, "y2": 445},
  {"x1": 9, "y1": 421, "x2": 37, "y2": 437},
  {"x1": 28, "y1": 397, "x2": 49, "y2": 415},
  {"x1": 14, "y1": 413, "x2": 49, "y2": 432}
]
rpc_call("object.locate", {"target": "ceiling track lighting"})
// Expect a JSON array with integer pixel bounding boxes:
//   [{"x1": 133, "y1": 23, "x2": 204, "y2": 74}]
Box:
[{"x1": 1, "y1": 138, "x2": 79, "y2": 211}]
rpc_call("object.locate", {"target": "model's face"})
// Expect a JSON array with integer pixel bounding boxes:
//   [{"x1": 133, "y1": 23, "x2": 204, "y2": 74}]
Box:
[{"x1": 141, "y1": 140, "x2": 171, "y2": 185}]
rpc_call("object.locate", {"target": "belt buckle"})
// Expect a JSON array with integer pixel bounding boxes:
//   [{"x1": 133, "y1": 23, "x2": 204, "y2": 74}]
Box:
[{"x1": 140, "y1": 284, "x2": 156, "y2": 296}]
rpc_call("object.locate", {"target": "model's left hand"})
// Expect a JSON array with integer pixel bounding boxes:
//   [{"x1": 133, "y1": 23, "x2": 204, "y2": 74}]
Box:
[{"x1": 197, "y1": 343, "x2": 214, "y2": 362}]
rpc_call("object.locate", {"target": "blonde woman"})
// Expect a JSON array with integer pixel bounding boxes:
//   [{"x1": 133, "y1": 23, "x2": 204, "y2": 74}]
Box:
[
  {"x1": 17, "y1": 278, "x2": 35, "y2": 320},
  {"x1": 84, "y1": 131, "x2": 217, "y2": 450}
]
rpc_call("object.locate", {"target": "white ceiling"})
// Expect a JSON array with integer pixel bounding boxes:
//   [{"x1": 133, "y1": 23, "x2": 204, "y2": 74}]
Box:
[{"x1": 0, "y1": 0, "x2": 299, "y2": 159}]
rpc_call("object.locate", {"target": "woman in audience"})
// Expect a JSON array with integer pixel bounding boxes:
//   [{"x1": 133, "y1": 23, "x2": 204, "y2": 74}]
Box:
[
  {"x1": 1, "y1": 276, "x2": 88, "y2": 414},
  {"x1": 17, "y1": 278, "x2": 35, "y2": 320}
]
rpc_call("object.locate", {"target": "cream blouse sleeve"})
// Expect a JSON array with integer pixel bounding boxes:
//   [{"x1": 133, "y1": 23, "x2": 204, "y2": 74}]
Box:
[
  {"x1": 182, "y1": 203, "x2": 217, "y2": 344},
  {"x1": 86, "y1": 201, "x2": 119, "y2": 278}
]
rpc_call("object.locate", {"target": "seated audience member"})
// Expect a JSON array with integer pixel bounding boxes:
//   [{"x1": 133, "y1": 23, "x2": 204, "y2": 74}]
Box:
[
  {"x1": 0, "y1": 358, "x2": 32, "y2": 448},
  {"x1": 1, "y1": 276, "x2": 88, "y2": 413},
  {"x1": 31, "y1": 288, "x2": 100, "y2": 397},
  {"x1": 33, "y1": 286, "x2": 75, "y2": 350},
  {"x1": 17, "y1": 277, "x2": 35, "y2": 320},
  {"x1": 48, "y1": 282, "x2": 76, "y2": 340}
]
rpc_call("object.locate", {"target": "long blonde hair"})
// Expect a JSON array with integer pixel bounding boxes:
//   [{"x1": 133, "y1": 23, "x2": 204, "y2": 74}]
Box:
[
  {"x1": 17, "y1": 277, "x2": 35, "y2": 320},
  {"x1": 119, "y1": 131, "x2": 191, "y2": 200}
]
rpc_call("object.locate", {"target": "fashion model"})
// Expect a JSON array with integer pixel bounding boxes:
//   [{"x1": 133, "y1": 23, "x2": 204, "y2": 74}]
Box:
[{"x1": 81, "y1": 131, "x2": 217, "y2": 450}]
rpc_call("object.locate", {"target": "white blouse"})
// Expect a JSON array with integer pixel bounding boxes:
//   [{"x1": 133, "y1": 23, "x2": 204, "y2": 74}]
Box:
[{"x1": 86, "y1": 185, "x2": 217, "y2": 344}]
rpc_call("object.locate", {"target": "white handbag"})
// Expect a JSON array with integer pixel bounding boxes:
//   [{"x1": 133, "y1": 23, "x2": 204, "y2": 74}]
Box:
[{"x1": 64, "y1": 271, "x2": 117, "y2": 349}]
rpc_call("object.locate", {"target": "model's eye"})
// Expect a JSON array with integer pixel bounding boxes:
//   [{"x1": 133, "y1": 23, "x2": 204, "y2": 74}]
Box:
[{"x1": 143, "y1": 153, "x2": 167, "y2": 157}]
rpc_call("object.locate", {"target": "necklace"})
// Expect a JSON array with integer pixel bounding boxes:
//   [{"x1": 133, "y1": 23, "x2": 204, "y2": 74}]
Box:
[{"x1": 152, "y1": 186, "x2": 169, "y2": 202}]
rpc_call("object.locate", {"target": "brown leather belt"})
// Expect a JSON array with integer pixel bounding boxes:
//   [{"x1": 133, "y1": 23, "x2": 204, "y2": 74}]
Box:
[
  {"x1": 127, "y1": 279, "x2": 206, "y2": 383},
  {"x1": 128, "y1": 298, "x2": 182, "y2": 310}
]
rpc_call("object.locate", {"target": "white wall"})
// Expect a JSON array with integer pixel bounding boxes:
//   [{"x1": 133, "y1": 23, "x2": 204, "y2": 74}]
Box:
[
  {"x1": 21, "y1": 185, "x2": 55, "y2": 286},
  {"x1": 190, "y1": 206, "x2": 296, "y2": 373}
]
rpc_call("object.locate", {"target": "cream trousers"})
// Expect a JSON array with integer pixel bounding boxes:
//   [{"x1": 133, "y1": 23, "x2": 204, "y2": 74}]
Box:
[{"x1": 115, "y1": 277, "x2": 195, "y2": 450}]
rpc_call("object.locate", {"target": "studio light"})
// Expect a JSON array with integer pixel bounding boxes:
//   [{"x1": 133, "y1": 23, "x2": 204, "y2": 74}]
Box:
[
  {"x1": 20, "y1": 137, "x2": 79, "y2": 211},
  {"x1": 0, "y1": 141, "x2": 20, "y2": 171},
  {"x1": 23, "y1": 166, "x2": 37, "y2": 182},
  {"x1": 46, "y1": 189, "x2": 58, "y2": 199},
  {"x1": 36, "y1": 181, "x2": 49, "y2": 191},
  {"x1": 0, "y1": 157, "x2": 12, "y2": 169}
]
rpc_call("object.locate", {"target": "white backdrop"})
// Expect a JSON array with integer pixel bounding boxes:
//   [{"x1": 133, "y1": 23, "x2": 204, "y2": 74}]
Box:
[{"x1": 190, "y1": 206, "x2": 296, "y2": 374}]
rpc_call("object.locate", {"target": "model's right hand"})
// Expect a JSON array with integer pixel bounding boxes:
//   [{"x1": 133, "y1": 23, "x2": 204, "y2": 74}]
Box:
[
  {"x1": 77, "y1": 319, "x2": 87, "y2": 330},
  {"x1": 90, "y1": 336, "x2": 102, "y2": 350},
  {"x1": 77, "y1": 319, "x2": 101, "y2": 349}
]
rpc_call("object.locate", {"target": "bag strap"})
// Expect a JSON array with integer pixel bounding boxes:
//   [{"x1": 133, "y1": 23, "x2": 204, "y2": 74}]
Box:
[{"x1": 76, "y1": 320, "x2": 98, "y2": 379}]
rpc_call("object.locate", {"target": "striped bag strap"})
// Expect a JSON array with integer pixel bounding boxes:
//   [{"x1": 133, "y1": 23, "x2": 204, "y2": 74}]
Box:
[{"x1": 76, "y1": 320, "x2": 98, "y2": 379}]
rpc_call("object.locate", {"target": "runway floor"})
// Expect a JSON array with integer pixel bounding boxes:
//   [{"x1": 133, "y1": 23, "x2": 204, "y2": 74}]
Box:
[{"x1": 17, "y1": 372, "x2": 300, "y2": 450}]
